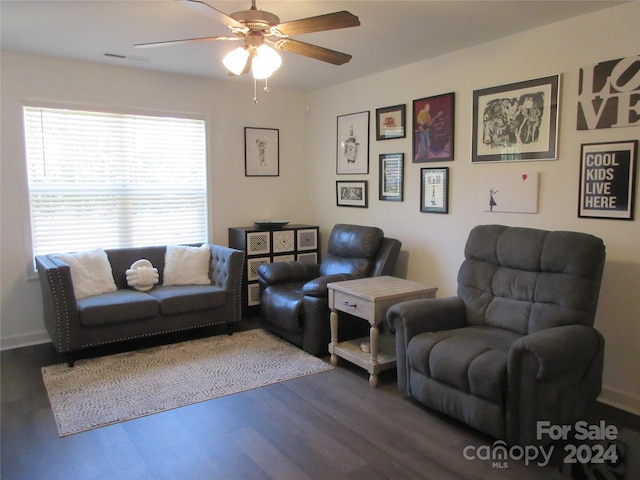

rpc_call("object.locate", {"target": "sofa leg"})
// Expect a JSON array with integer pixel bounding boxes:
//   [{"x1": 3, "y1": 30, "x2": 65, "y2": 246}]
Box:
[
  {"x1": 227, "y1": 323, "x2": 234, "y2": 335},
  {"x1": 66, "y1": 354, "x2": 75, "y2": 368}
]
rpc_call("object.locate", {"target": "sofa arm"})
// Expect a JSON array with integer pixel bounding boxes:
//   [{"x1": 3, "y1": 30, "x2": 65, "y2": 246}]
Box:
[
  {"x1": 507, "y1": 325, "x2": 605, "y2": 445},
  {"x1": 209, "y1": 245, "x2": 245, "y2": 324},
  {"x1": 387, "y1": 296, "x2": 466, "y2": 395},
  {"x1": 257, "y1": 261, "x2": 320, "y2": 286},
  {"x1": 35, "y1": 255, "x2": 81, "y2": 353},
  {"x1": 302, "y1": 273, "x2": 359, "y2": 297}
]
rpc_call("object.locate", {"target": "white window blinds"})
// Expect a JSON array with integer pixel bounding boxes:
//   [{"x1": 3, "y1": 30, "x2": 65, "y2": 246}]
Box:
[{"x1": 24, "y1": 106, "x2": 208, "y2": 256}]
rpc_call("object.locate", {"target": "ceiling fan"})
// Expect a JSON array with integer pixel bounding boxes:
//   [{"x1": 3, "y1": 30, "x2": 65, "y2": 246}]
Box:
[{"x1": 135, "y1": 0, "x2": 360, "y2": 80}]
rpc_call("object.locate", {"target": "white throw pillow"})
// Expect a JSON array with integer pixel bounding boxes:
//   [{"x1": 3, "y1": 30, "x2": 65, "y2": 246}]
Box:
[
  {"x1": 163, "y1": 244, "x2": 211, "y2": 286},
  {"x1": 57, "y1": 248, "x2": 117, "y2": 299}
]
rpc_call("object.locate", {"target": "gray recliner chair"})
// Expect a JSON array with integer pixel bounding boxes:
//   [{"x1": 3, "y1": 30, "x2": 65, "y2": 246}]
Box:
[
  {"x1": 387, "y1": 224, "x2": 606, "y2": 445},
  {"x1": 258, "y1": 224, "x2": 402, "y2": 356}
]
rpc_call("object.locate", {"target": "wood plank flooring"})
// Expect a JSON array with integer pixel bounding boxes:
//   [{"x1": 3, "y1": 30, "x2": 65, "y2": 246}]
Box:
[{"x1": 2, "y1": 322, "x2": 639, "y2": 480}]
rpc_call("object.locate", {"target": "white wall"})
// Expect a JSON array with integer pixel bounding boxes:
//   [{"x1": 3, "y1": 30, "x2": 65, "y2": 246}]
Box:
[
  {"x1": 307, "y1": 3, "x2": 639, "y2": 413},
  {"x1": 0, "y1": 52, "x2": 312, "y2": 348}
]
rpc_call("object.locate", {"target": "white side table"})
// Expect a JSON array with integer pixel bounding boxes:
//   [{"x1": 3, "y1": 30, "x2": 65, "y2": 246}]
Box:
[{"x1": 328, "y1": 276, "x2": 437, "y2": 387}]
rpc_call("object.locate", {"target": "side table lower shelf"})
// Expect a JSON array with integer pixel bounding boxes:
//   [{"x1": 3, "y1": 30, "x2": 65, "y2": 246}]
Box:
[{"x1": 329, "y1": 333, "x2": 396, "y2": 380}]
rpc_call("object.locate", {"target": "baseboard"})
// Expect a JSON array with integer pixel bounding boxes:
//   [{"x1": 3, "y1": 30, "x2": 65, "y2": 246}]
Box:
[
  {"x1": 0, "y1": 330, "x2": 50, "y2": 351},
  {"x1": 598, "y1": 385, "x2": 640, "y2": 416}
]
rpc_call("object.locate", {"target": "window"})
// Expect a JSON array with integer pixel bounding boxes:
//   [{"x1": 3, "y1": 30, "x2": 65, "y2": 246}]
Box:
[{"x1": 24, "y1": 106, "x2": 208, "y2": 258}]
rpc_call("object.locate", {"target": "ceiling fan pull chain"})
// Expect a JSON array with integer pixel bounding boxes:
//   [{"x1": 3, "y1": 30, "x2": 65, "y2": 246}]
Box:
[
  {"x1": 254, "y1": 77, "x2": 258, "y2": 104},
  {"x1": 264, "y1": 77, "x2": 270, "y2": 94}
]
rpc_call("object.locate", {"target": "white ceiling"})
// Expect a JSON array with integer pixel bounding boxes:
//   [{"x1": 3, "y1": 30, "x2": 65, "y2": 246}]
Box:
[{"x1": 0, "y1": 0, "x2": 623, "y2": 92}]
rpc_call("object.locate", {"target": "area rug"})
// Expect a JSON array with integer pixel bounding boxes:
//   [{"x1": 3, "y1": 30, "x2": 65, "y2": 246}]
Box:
[{"x1": 42, "y1": 329, "x2": 333, "y2": 436}]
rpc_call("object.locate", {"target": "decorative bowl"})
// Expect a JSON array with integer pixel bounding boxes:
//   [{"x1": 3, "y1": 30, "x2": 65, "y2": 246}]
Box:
[{"x1": 254, "y1": 220, "x2": 290, "y2": 229}]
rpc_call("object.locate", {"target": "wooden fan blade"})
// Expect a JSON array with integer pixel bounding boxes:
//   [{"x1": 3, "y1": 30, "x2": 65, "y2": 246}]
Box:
[
  {"x1": 275, "y1": 11, "x2": 360, "y2": 36},
  {"x1": 179, "y1": 0, "x2": 247, "y2": 32},
  {"x1": 135, "y1": 36, "x2": 240, "y2": 48},
  {"x1": 274, "y1": 39, "x2": 352, "y2": 65}
]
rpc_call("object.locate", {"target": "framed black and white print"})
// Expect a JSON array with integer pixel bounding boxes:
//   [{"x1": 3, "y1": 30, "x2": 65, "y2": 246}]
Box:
[
  {"x1": 578, "y1": 140, "x2": 637, "y2": 220},
  {"x1": 245, "y1": 127, "x2": 279, "y2": 176},
  {"x1": 336, "y1": 180, "x2": 368, "y2": 208},
  {"x1": 379, "y1": 153, "x2": 404, "y2": 201},
  {"x1": 336, "y1": 111, "x2": 370, "y2": 174},
  {"x1": 472, "y1": 75, "x2": 559, "y2": 162},
  {"x1": 376, "y1": 104, "x2": 406, "y2": 140},
  {"x1": 420, "y1": 167, "x2": 449, "y2": 213}
]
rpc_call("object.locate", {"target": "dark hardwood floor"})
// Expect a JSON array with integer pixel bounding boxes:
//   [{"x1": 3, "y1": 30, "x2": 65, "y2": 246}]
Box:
[{"x1": 2, "y1": 320, "x2": 638, "y2": 480}]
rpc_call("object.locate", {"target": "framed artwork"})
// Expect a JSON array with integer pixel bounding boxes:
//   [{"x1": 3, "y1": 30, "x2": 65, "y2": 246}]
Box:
[
  {"x1": 578, "y1": 140, "x2": 637, "y2": 220},
  {"x1": 472, "y1": 74, "x2": 559, "y2": 163},
  {"x1": 245, "y1": 127, "x2": 279, "y2": 176},
  {"x1": 379, "y1": 153, "x2": 404, "y2": 201},
  {"x1": 412, "y1": 92, "x2": 455, "y2": 162},
  {"x1": 420, "y1": 167, "x2": 449, "y2": 214},
  {"x1": 376, "y1": 104, "x2": 406, "y2": 140},
  {"x1": 480, "y1": 172, "x2": 540, "y2": 213},
  {"x1": 578, "y1": 55, "x2": 640, "y2": 130},
  {"x1": 336, "y1": 180, "x2": 368, "y2": 208},
  {"x1": 336, "y1": 111, "x2": 370, "y2": 174}
]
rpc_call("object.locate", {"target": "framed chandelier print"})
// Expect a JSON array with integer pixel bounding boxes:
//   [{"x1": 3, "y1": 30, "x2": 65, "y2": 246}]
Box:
[{"x1": 336, "y1": 111, "x2": 370, "y2": 174}]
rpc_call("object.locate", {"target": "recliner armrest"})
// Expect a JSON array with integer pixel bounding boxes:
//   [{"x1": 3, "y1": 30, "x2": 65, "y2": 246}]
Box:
[
  {"x1": 302, "y1": 273, "x2": 359, "y2": 297},
  {"x1": 509, "y1": 324, "x2": 604, "y2": 381},
  {"x1": 387, "y1": 296, "x2": 466, "y2": 337},
  {"x1": 387, "y1": 296, "x2": 466, "y2": 395},
  {"x1": 506, "y1": 324, "x2": 605, "y2": 445},
  {"x1": 258, "y1": 261, "x2": 320, "y2": 286}
]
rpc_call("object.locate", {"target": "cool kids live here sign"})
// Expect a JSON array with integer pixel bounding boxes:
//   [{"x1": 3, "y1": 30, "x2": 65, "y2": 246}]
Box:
[{"x1": 579, "y1": 141, "x2": 637, "y2": 220}]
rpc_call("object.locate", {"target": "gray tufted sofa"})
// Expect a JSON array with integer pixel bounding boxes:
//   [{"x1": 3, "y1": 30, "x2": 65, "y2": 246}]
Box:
[
  {"x1": 36, "y1": 244, "x2": 244, "y2": 366},
  {"x1": 387, "y1": 225, "x2": 606, "y2": 445}
]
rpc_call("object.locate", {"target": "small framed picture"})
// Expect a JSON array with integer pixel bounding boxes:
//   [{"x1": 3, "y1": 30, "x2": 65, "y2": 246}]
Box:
[
  {"x1": 420, "y1": 167, "x2": 449, "y2": 214},
  {"x1": 578, "y1": 140, "x2": 637, "y2": 220},
  {"x1": 336, "y1": 111, "x2": 370, "y2": 174},
  {"x1": 379, "y1": 153, "x2": 404, "y2": 201},
  {"x1": 376, "y1": 104, "x2": 406, "y2": 140},
  {"x1": 472, "y1": 75, "x2": 559, "y2": 162},
  {"x1": 413, "y1": 92, "x2": 455, "y2": 162},
  {"x1": 245, "y1": 127, "x2": 279, "y2": 176},
  {"x1": 336, "y1": 180, "x2": 368, "y2": 208}
]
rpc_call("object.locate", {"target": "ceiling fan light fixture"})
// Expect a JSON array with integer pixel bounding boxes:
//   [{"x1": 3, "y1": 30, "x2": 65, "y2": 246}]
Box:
[
  {"x1": 223, "y1": 46, "x2": 250, "y2": 75},
  {"x1": 252, "y1": 45, "x2": 282, "y2": 79}
]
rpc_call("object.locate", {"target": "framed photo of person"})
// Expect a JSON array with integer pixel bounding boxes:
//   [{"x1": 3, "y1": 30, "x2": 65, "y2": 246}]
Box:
[{"x1": 412, "y1": 92, "x2": 455, "y2": 162}]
